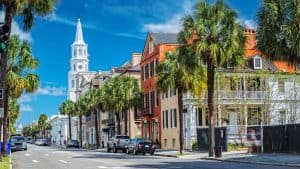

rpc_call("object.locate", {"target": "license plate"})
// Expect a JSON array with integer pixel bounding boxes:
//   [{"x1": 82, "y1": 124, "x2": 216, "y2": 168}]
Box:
[{"x1": 145, "y1": 145, "x2": 149, "y2": 148}]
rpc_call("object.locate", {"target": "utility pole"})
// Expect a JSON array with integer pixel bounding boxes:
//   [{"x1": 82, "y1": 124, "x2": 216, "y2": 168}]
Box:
[{"x1": 0, "y1": 23, "x2": 9, "y2": 159}]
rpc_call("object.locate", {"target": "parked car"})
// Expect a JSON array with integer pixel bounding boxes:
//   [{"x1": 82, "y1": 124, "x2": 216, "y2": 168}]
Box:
[
  {"x1": 11, "y1": 136, "x2": 27, "y2": 151},
  {"x1": 25, "y1": 137, "x2": 34, "y2": 144},
  {"x1": 126, "y1": 139, "x2": 156, "y2": 155},
  {"x1": 67, "y1": 140, "x2": 80, "y2": 148},
  {"x1": 107, "y1": 135, "x2": 130, "y2": 153},
  {"x1": 35, "y1": 139, "x2": 50, "y2": 146}
]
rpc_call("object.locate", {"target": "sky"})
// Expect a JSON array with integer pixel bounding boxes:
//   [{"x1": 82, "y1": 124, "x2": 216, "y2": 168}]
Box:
[{"x1": 11, "y1": 0, "x2": 261, "y2": 127}]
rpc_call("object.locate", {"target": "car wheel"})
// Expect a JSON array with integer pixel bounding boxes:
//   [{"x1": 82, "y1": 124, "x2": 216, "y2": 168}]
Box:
[
  {"x1": 107, "y1": 147, "x2": 110, "y2": 152},
  {"x1": 150, "y1": 152, "x2": 154, "y2": 156},
  {"x1": 126, "y1": 148, "x2": 130, "y2": 154},
  {"x1": 133, "y1": 149, "x2": 137, "y2": 155}
]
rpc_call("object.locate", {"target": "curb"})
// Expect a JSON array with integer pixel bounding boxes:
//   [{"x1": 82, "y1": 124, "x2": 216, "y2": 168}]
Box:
[
  {"x1": 201, "y1": 157, "x2": 300, "y2": 168},
  {"x1": 154, "y1": 154, "x2": 178, "y2": 158},
  {"x1": 9, "y1": 156, "x2": 12, "y2": 169}
]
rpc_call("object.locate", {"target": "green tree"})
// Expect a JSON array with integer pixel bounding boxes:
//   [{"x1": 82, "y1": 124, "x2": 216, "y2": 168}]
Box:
[
  {"x1": 59, "y1": 100, "x2": 75, "y2": 143},
  {"x1": 156, "y1": 50, "x2": 205, "y2": 155},
  {"x1": 0, "y1": 0, "x2": 57, "y2": 155},
  {"x1": 256, "y1": 0, "x2": 300, "y2": 64},
  {"x1": 38, "y1": 113, "x2": 48, "y2": 138},
  {"x1": 8, "y1": 98, "x2": 20, "y2": 134},
  {"x1": 22, "y1": 125, "x2": 32, "y2": 137},
  {"x1": 179, "y1": 0, "x2": 245, "y2": 157},
  {"x1": 75, "y1": 97, "x2": 90, "y2": 147},
  {"x1": 83, "y1": 88, "x2": 104, "y2": 148}
]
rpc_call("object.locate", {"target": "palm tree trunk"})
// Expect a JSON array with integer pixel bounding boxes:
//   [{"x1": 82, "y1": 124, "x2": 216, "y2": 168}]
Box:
[
  {"x1": 79, "y1": 114, "x2": 83, "y2": 148},
  {"x1": 116, "y1": 112, "x2": 121, "y2": 135},
  {"x1": 178, "y1": 87, "x2": 184, "y2": 155},
  {"x1": 68, "y1": 113, "x2": 72, "y2": 143},
  {"x1": 124, "y1": 110, "x2": 128, "y2": 135},
  {"x1": 207, "y1": 57, "x2": 215, "y2": 157},
  {"x1": 1, "y1": 5, "x2": 13, "y2": 156},
  {"x1": 94, "y1": 108, "x2": 100, "y2": 148}
]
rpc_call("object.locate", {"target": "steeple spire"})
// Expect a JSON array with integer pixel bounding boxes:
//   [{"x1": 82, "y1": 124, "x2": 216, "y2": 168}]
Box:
[{"x1": 73, "y1": 18, "x2": 85, "y2": 45}]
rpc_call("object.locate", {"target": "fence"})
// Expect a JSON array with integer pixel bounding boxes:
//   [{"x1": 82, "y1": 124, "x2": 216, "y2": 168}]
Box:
[
  {"x1": 263, "y1": 124, "x2": 300, "y2": 153},
  {"x1": 196, "y1": 127, "x2": 228, "y2": 151}
]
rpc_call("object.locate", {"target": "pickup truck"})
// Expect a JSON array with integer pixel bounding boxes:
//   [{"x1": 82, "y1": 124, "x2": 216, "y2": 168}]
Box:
[{"x1": 107, "y1": 135, "x2": 130, "y2": 153}]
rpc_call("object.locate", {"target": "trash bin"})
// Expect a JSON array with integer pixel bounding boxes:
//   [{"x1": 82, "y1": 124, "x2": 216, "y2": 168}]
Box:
[
  {"x1": 215, "y1": 146, "x2": 222, "y2": 158},
  {"x1": 7, "y1": 141, "x2": 11, "y2": 155}
]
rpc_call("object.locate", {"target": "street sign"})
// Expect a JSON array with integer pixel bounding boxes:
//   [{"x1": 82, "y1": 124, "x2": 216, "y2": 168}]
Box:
[{"x1": 0, "y1": 108, "x2": 4, "y2": 118}]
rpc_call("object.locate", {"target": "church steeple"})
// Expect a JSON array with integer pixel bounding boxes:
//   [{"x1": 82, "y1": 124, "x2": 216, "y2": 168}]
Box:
[
  {"x1": 68, "y1": 19, "x2": 89, "y2": 102},
  {"x1": 73, "y1": 19, "x2": 85, "y2": 45}
]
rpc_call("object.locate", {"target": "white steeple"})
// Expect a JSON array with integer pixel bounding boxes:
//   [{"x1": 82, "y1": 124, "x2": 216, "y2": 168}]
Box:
[
  {"x1": 68, "y1": 19, "x2": 89, "y2": 102},
  {"x1": 73, "y1": 19, "x2": 85, "y2": 45}
]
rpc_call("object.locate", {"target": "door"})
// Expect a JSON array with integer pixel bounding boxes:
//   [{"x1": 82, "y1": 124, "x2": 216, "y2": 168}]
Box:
[
  {"x1": 184, "y1": 113, "x2": 191, "y2": 149},
  {"x1": 228, "y1": 112, "x2": 238, "y2": 134}
]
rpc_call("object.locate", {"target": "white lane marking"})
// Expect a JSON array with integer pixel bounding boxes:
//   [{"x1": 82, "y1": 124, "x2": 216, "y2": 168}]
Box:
[
  {"x1": 59, "y1": 160, "x2": 70, "y2": 164},
  {"x1": 44, "y1": 154, "x2": 49, "y2": 156},
  {"x1": 32, "y1": 160, "x2": 39, "y2": 163},
  {"x1": 24, "y1": 153, "x2": 31, "y2": 156},
  {"x1": 98, "y1": 166, "x2": 108, "y2": 169}
]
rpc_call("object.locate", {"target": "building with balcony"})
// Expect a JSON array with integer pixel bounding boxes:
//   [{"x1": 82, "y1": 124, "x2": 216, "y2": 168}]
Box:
[
  {"x1": 182, "y1": 29, "x2": 300, "y2": 149},
  {"x1": 50, "y1": 115, "x2": 78, "y2": 146},
  {"x1": 140, "y1": 32, "x2": 180, "y2": 146}
]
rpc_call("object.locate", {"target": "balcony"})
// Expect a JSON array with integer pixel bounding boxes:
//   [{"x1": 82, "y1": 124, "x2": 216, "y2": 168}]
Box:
[
  {"x1": 218, "y1": 90, "x2": 268, "y2": 100},
  {"x1": 141, "y1": 108, "x2": 153, "y2": 116}
]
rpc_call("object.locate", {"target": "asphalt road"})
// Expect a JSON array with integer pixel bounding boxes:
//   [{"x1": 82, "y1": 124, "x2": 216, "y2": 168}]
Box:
[{"x1": 12, "y1": 144, "x2": 294, "y2": 169}]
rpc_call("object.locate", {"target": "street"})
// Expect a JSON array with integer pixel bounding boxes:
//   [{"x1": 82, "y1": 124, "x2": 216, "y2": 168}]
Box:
[{"x1": 11, "y1": 144, "x2": 295, "y2": 169}]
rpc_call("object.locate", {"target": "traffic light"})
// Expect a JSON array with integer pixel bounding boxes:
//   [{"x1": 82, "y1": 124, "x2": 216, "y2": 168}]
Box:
[{"x1": 0, "y1": 24, "x2": 9, "y2": 53}]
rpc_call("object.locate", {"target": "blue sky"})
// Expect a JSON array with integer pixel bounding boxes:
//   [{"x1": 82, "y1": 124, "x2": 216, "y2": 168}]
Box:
[{"x1": 13, "y1": 0, "x2": 260, "y2": 126}]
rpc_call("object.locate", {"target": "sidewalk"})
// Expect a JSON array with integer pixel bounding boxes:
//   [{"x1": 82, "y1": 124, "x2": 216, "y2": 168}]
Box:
[
  {"x1": 155, "y1": 149, "x2": 300, "y2": 167},
  {"x1": 215, "y1": 153, "x2": 300, "y2": 168},
  {"x1": 155, "y1": 149, "x2": 247, "y2": 159}
]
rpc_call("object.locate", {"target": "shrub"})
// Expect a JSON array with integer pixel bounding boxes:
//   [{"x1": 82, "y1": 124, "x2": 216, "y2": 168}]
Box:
[{"x1": 191, "y1": 142, "x2": 198, "y2": 151}]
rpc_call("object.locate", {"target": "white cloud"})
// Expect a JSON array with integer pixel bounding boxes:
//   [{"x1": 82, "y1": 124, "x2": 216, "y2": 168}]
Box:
[
  {"x1": 45, "y1": 13, "x2": 96, "y2": 29},
  {"x1": 37, "y1": 86, "x2": 67, "y2": 96},
  {"x1": 143, "y1": 0, "x2": 194, "y2": 33},
  {"x1": 0, "y1": 11, "x2": 32, "y2": 41},
  {"x1": 243, "y1": 19, "x2": 257, "y2": 29},
  {"x1": 20, "y1": 104, "x2": 33, "y2": 112},
  {"x1": 18, "y1": 94, "x2": 32, "y2": 103}
]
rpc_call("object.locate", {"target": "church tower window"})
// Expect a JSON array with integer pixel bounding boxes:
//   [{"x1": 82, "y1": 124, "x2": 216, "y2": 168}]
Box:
[
  {"x1": 73, "y1": 64, "x2": 76, "y2": 71},
  {"x1": 72, "y1": 80, "x2": 75, "y2": 88},
  {"x1": 73, "y1": 49, "x2": 77, "y2": 57},
  {"x1": 79, "y1": 48, "x2": 82, "y2": 56}
]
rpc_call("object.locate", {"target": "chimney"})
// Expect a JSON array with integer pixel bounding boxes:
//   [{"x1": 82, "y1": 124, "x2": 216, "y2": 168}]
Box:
[
  {"x1": 132, "y1": 53, "x2": 142, "y2": 67},
  {"x1": 244, "y1": 28, "x2": 256, "y2": 50}
]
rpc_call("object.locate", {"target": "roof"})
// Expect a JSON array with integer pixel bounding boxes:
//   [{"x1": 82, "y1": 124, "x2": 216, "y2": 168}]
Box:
[{"x1": 150, "y1": 33, "x2": 179, "y2": 45}]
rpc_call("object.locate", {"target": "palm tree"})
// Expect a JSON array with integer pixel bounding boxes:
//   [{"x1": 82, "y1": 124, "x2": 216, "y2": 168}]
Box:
[
  {"x1": 75, "y1": 98, "x2": 89, "y2": 147},
  {"x1": 1, "y1": 35, "x2": 39, "y2": 155},
  {"x1": 178, "y1": 0, "x2": 245, "y2": 157},
  {"x1": 8, "y1": 98, "x2": 20, "y2": 134},
  {"x1": 38, "y1": 113, "x2": 48, "y2": 138},
  {"x1": 256, "y1": 0, "x2": 300, "y2": 64},
  {"x1": 59, "y1": 100, "x2": 75, "y2": 143},
  {"x1": 0, "y1": 0, "x2": 57, "y2": 155},
  {"x1": 84, "y1": 88, "x2": 102, "y2": 148},
  {"x1": 156, "y1": 50, "x2": 205, "y2": 155}
]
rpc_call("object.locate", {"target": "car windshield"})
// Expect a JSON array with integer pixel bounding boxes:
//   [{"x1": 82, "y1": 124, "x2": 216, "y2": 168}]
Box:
[
  {"x1": 138, "y1": 140, "x2": 152, "y2": 144},
  {"x1": 71, "y1": 140, "x2": 78, "y2": 144},
  {"x1": 11, "y1": 136, "x2": 24, "y2": 142},
  {"x1": 116, "y1": 136, "x2": 130, "y2": 139}
]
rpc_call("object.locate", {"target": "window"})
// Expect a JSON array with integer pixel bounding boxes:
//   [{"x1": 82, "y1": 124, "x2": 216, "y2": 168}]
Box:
[
  {"x1": 172, "y1": 138, "x2": 176, "y2": 148},
  {"x1": 154, "y1": 90, "x2": 157, "y2": 107},
  {"x1": 278, "y1": 78, "x2": 285, "y2": 93},
  {"x1": 145, "y1": 64, "x2": 149, "y2": 79},
  {"x1": 247, "y1": 107, "x2": 262, "y2": 125},
  {"x1": 71, "y1": 80, "x2": 75, "y2": 88},
  {"x1": 73, "y1": 64, "x2": 76, "y2": 71},
  {"x1": 196, "y1": 108, "x2": 202, "y2": 126},
  {"x1": 156, "y1": 90, "x2": 159, "y2": 106},
  {"x1": 150, "y1": 91, "x2": 155, "y2": 113},
  {"x1": 163, "y1": 110, "x2": 168, "y2": 128},
  {"x1": 150, "y1": 61, "x2": 154, "y2": 77},
  {"x1": 164, "y1": 139, "x2": 167, "y2": 147},
  {"x1": 279, "y1": 110, "x2": 286, "y2": 125},
  {"x1": 79, "y1": 48, "x2": 82, "y2": 56},
  {"x1": 149, "y1": 41, "x2": 154, "y2": 54},
  {"x1": 170, "y1": 88, "x2": 176, "y2": 97},
  {"x1": 253, "y1": 56, "x2": 262, "y2": 69},
  {"x1": 230, "y1": 78, "x2": 244, "y2": 91},
  {"x1": 73, "y1": 49, "x2": 77, "y2": 57},
  {"x1": 171, "y1": 109, "x2": 177, "y2": 128},
  {"x1": 141, "y1": 66, "x2": 144, "y2": 80},
  {"x1": 247, "y1": 77, "x2": 262, "y2": 91}
]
